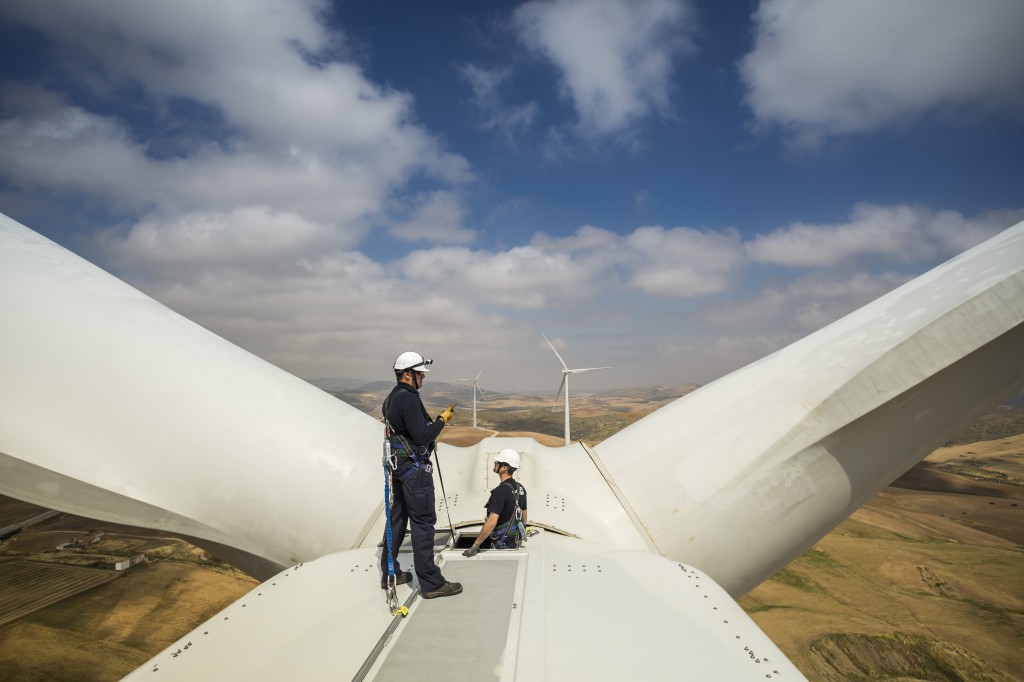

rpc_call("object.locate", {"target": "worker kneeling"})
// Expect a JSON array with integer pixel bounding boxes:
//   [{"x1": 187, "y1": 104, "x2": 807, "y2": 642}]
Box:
[{"x1": 463, "y1": 449, "x2": 528, "y2": 557}]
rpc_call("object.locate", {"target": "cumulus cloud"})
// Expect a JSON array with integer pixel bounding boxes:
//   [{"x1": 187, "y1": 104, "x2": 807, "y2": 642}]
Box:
[
  {"x1": 654, "y1": 334, "x2": 792, "y2": 384},
  {"x1": 745, "y1": 204, "x2": 1017, "y2": 267},
  {"x1": 135, "y1": 247, "x2": 532, "y2": 383},
  {"x1": 532, "y1": 223, "x2": 746, "y2": 297},
  {"x1": 399, "y1": 245, "x2": 590, "y2": 308},
  {"x1": 0, "y1": 104, "x2": 155, "y2": 203},
  {"x1": 100, "y1": 207, "x2": 337, "y2": 277},
  {"x1": 624, "y1": 226, "x2": 745, "y2": 296},
  {"x1": 0, "y1": 0, "x2": 494, "y2": 383},
  {"x1": 705, "y1": 270, "x2": 909, "y2": 336},
  {"x1": 0, "y1": 0, "x2": 470, "y2": 244},
  {"x1": 393, "y1": 221, "x2": 747, "y2": 315},
  {"x1": 387, "y1": 191, "x2": 476, "y2": 244},
  {"x1": 2, "y1": 0, "x2": 1019, "y2": 392},
  {"x1": 741, "y1": 0, "x2": 1024, "y2": 144},
  {"x1": 514, "y1": 0, "x2": 696, "y2": 136}
]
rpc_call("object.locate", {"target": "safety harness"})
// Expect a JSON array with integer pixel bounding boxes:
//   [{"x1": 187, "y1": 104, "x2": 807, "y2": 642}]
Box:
[
  {"x1": 383, "y1": 395, "x2": 433, "y2": 479},
  {"x1": 379, "y1": 391, "x2": 454, "y2": 614},
  {"x1": 381, "y1": 394, "x2": 425, "y2": 615},
  {"x1": 490, "y1": 479, "x2": 527, "y2": 549}
]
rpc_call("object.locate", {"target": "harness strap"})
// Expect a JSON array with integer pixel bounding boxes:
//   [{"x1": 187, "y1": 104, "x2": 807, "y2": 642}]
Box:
[
  {"x1": 398, "y1": 458, "x2": 432, "y2": 481},
  {"x1": 491, "y1": 480, "x2": 524, "y2": 548}
]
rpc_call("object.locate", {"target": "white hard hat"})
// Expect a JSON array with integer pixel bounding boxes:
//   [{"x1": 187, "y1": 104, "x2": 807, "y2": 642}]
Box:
[
  {"x1": 494, "y1": 449, "x2": 521, "y2": 469},
  {"x1": 393, "y1": 351, "x2": 432, "y2": 372}
]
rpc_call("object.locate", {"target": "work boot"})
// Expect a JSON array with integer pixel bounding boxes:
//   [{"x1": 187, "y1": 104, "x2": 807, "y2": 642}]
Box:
[
  {"x1": 422, "y1": 581, "x2": 463, "y2": 599},
  {"x1": 380, "y1": 571, "x2": 412, "y2": 589}
]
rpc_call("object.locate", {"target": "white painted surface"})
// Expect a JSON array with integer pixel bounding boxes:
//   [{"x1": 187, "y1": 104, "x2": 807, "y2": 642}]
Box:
[
  {"x1": 358, "y1": 437, "x2": 650, "y2": 552},
  {"x1": 126, "y1": 531, "x2": 805, "y2": 681},
  {"x1": 596, "y1": 220, "x2": 1024, "y2": 595},
  {"x1": 0, "y1": 215, "x2": 383, "y2": 572}
]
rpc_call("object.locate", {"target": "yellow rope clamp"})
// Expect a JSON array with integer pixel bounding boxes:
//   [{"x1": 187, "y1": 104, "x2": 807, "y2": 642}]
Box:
[{"x1": 392, "y1": 605, "x2": 409, "y2": 617}]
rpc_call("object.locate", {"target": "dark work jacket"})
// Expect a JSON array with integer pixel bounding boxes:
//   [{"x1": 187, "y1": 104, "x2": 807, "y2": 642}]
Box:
[
  {"x1": 383, "y1": 382, "x2": 444, "y2": 449},
  {"x1": 485, "y1": 478, "x2": 528, "y2": 531}
]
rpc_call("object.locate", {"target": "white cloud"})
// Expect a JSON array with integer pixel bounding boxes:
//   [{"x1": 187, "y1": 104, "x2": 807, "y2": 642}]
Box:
[
  {"x1": 388, "y1": 192, "x2": 476, "y2": 244},
  {"x1": 702, "y1": 289, "x2": 790, "y2": 329},
  {"x1": 0, "y1": 105, "x2": 154, "y2": 203},
  {"x1": 745, "y1": 204, "x2": 1013, "y2": 267},
  {"x1": 514, "y1": 0, "x2": 696, "y2": 136},
  {"x1": 529, "y1": 223, "x2": 746, "y2": 297},
  {"x1": 0, "y1": 0, "x2": 470, "y2": 242},
  {"x1": 0, "y1": 102, "x2": 404, "y2": 239},
  {"x1": 1, "y1": 1, "x2": 438, "y2": 157},
  {"x1": 655, "y1": 334, "x2": 792, "y2": 384},
  {"x1": 101, "y1": 207, "x2": 337, "y2": 276},
  {"x1": 2, "y1": 0, "x2": 1020, "y2": 393},
  {"x1": 741, "y1": 0, "x2": 1024, "y2": 143},
  {"x1": 624, "y1": 226, "x2": 745, "y2": 296},
  {"x1": 398, "y1": 245, "x2": 591, "y2": 308}
]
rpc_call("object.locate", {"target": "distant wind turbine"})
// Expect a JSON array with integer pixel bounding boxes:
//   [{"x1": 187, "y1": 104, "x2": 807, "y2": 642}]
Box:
[
  {"x1": 543, "y1": 335, "x2": 611, "y2": 446},
  {"x1": 458, "y1": 368, "x2": 485, "y2": 429}
]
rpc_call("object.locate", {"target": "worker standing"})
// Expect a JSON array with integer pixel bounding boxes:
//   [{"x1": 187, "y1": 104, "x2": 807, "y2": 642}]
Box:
[
  {"x1": 462, "y1": 449, "x2": 528, "y2": 557},
  {"x1": 380, "y1": 351, "x2": 462, "y2": 599}
]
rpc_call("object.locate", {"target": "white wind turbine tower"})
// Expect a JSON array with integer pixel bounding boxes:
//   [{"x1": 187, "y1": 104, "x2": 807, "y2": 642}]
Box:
[
  {"x1": 458, "y1": 368, "x2": 485, "y2": 428},
  {"x1": 543, "y1": 335, "x2": 611, "y2": 446}
]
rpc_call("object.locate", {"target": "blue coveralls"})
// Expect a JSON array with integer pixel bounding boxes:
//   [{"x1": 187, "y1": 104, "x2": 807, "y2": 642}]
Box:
[{"x1": 379, "y1": 382, "x2": 446, "y2": 593}]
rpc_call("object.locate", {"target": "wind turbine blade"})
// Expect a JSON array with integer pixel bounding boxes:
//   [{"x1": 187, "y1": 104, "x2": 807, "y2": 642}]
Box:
[
  {"x1": 568, "y1": 366, "x2": 612, "y2": 373},
  {"x1": 551, "y1": 374, "x2": 567, "y2": 411},
  {"x1": 543, "y1": 334, "x2": 569, "y2": 371},
  {"x1": 474, "y1": 368, "x2": 485, "y2": 401}
]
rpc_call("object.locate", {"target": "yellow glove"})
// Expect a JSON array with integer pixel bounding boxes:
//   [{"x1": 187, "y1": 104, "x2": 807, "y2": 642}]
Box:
[{"x1": 438, "y1": 404, "x2": 455, "y2": 424}]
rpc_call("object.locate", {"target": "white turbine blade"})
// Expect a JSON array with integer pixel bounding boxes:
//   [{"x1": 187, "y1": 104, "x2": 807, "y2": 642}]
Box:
[
  {"x1": 473, "y1": 368, "x2": 486, "y2": 401},
  {"x1": 543, "y1": 334, "x2": 569, "y2": 371},
  {"x1": 595, "y1": 219, "x2": 1024, "y2": 597},
  {"x1": 0, "y1": 213, "x2": 383, "y2": 580},
  {"x1": 551, "y1": 374, "x2": 567, "y2": 411},
  {"x1": 11, "y1": 209, "x2": 1019, "y2": 681},
  {"x1": 568, "y1": 366, "x2": 612, "y2": 373}
]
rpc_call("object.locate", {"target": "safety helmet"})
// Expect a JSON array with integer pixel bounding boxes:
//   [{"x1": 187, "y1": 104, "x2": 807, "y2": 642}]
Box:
[
  {"x1": 493, "y1": 448, "x2": 521, "y2": 469},
  {"x1": 393, "y1": 351, "x2": 432, "y2": 373}
]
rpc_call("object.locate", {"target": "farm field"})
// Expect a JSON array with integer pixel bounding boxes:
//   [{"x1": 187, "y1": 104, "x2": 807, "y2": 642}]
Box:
[
  {"x1": 0, "y1": 560, "x2": 118, "y2": 627},
  {"x1": 741, "y1": 433, "x2": 1024, "y2": 680}
]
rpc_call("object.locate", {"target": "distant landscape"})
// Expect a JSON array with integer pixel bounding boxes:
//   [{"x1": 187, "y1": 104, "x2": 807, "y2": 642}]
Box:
[
  {"x1": 1, "y1": 383, "x2": 1021, "y2": 680},
  {"x1": 309, "y1": 377, "x2": 702, "y2": 443}
]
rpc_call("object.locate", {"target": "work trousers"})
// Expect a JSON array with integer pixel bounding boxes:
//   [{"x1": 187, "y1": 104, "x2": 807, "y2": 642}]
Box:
[{"x1": 380, "y1": 464, "x2": 444, "y2": 593}]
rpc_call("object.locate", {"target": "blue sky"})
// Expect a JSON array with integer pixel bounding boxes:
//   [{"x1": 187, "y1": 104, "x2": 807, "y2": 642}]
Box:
[{"x1": 1, "y1": 0, "x2": 1022, "y2": 392}]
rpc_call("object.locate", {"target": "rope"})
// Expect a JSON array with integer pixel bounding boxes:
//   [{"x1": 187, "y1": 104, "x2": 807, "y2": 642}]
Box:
[
  {"x1": 431, "y1": 443, "x2": 456, "y2": 550},
  {"x1": 382, "y1": 455, "x2": 399, "y2": 615}
]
